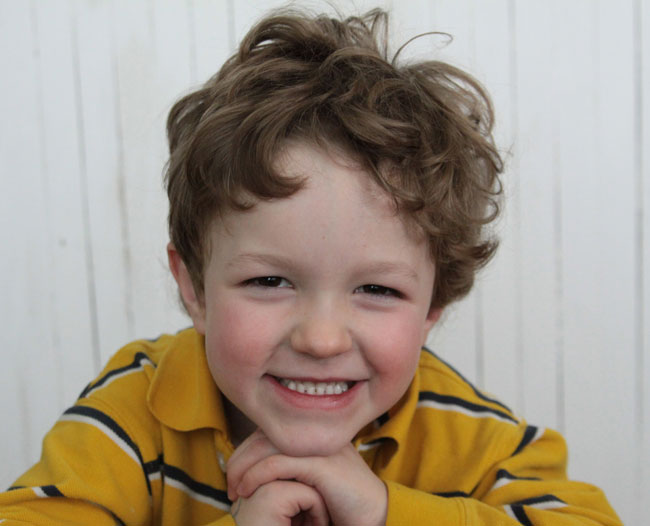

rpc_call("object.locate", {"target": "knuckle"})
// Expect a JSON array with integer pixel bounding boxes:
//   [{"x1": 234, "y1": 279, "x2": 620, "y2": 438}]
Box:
[{"x1": 265, "y1": 454, "x2": 281, "y2": 470}]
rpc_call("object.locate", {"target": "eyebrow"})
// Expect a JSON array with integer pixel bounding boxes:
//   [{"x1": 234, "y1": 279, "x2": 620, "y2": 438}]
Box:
[
  {"x1": 228, "y1": 253, "x2": 420, "y2": 282},
  {"x1": 227, "y1": 253, "x2": 298, "y2": 270},
  {"x1": 360, "y1": 261, "x2": 420, "y2": 282}
]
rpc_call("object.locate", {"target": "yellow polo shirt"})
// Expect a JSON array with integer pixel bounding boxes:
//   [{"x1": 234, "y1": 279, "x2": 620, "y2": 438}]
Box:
[{"x1": 0, "y1": 329, "x2": 621, "y2": 525}]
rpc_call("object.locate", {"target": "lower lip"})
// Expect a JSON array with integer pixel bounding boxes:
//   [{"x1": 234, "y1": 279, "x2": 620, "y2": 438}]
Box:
[{"x1": 266, "y1": 375, "x2": 363, "y2": 410}]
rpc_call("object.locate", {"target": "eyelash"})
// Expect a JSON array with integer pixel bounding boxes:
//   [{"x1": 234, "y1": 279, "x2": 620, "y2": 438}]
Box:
[
  {"x1": 244, "y1": 277, "x2": 402, "y2": 298},
  {"x1": 244, "y1": 276, "x2": 291, "y2": 288},
  {"x1": 355, "y1": 284, "x2": 402, "y2": 298}
]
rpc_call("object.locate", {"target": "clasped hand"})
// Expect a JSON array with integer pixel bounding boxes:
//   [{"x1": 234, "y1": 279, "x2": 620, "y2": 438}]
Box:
[{"x1": 226, "y1": 429, "x2": 387, "y2": 526}]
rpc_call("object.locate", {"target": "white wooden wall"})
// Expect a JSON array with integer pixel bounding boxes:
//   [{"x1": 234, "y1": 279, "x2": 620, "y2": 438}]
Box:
[{"x1": 0, "y1": 1, "x2": 647, "y2": 524}]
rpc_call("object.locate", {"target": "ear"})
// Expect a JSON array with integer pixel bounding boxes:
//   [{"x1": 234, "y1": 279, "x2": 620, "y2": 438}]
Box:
[
  {"x1": 422, "y1": 306, "x2": 443, "y2": 345},
  {"x1": 167, "y1": 243, "x2": 206, "y2": 334}
]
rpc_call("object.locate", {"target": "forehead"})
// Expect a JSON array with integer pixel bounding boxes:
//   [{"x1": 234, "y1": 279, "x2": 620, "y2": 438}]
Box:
[
  {"x1": 275, "y1": 140, "x2": 394, "y2": 209},
  {"x1": 209, "y1": 141, "x2": 431, "y2": 264}
]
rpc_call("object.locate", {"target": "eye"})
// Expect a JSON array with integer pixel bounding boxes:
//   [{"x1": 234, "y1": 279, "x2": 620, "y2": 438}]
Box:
[
  {"x1": 355, "y1": 284, "x2": 402, "y2": 298},
  {"x1": 245, "y1": 276, "x2": 291, "y2": 288}
]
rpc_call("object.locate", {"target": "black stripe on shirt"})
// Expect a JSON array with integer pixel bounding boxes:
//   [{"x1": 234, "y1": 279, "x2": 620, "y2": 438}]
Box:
[
  {"x1": 513, "y1": 494, "x2": 566, "y2": 507},
  {"x1": 78, "y1": 381, "x2": 92, "y2": 399},
  {"x1": 63, "y1": 405, "x2": 152, "y2": 496},
  {"x1": 144, "y1": 454, "x2": 163, "y2": 477},
  {"x1": 6, "y1": 485, "x2": 63, "y2": 497},
  {"x1": 163, "y1": 463, "x2": 231, "y2": 506},
  {"x1": 507, "y1": 494, "x2": 566, "y2": 524},
  {"x1": 418, "y1": 391, "x2": 519, "y2": 424},
  {"x1": 40, "y1": 485, "x2": 64, "y2": 497},
  {"x1": 513, "y1": 425, "x2": 539, "y2": 455},
  {"x1": 9, "y1": 484, "x2": 124, "y2": 523},
  {"x1": 434, "y1": 490, "x2": 471, "y2": 498},
  {"x1": 79, "y1": 352, "x2": 155, "y2": 399},
  {"x1": 142, "y1": 455, "x2": 229, "y2": 508},
  {"x1": 376, "y1": 411, "x2": 390, "y2": 427},
  {"x1": 496, "y1": 469, "x2": 540, "y2": 483},
  {"x1": 422, "y1": 347, "x2": 514, "y2": 414},
  {"x1": 510, "y1": 505, "x2": 533, "y2": 526}
]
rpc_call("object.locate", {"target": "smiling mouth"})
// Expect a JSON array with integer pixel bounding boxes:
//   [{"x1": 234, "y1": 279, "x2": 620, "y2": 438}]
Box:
[{"x1": 275, "y1": 377, "x2": 356, "y2": 395}]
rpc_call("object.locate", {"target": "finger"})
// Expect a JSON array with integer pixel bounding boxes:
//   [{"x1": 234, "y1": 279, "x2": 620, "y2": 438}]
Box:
[
  {"x1": 227, "y1": 429, "x2": 280, "y2": 500},
  {"x1": 227, "y1": 428, "x2": 268, "y2": 468},
  {"x1": 236, "y1": 455, "x2": 322, "y2": 499},
  {"x1": 233, "y1": 480, "x2": 329, "y2": 526},
  {"x1": 236, "y1": 448, "x2": 388, "y2": 525},
  {"x1": 270, "y1": 481, "x2": 329, "y2": 526}
]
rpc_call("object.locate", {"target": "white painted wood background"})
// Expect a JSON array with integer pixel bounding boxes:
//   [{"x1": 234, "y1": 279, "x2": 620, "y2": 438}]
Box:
[{"x1": 0, "y1": 0, "x2": 647, "y2": 523}]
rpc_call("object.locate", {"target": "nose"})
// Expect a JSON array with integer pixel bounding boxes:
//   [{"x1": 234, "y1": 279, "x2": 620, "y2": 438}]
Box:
[{"x1": 290, "y1": 304, "x2": 352, "y2": 358}]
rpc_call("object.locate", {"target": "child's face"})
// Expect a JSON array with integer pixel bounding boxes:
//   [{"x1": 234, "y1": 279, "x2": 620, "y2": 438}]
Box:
[{"x1": 177, "y1": 141, "x2": 440, "y2": 457}]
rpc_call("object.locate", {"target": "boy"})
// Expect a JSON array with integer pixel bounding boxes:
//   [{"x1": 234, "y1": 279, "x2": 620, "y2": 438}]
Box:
[{"x1": 0, "y1": 7, "x2": 621, "y2": 526}]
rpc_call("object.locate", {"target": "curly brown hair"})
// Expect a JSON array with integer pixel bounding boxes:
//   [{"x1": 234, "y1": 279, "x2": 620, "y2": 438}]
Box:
[{"x1": 165, "y1": 7, "x2": 503, "y2": 310}]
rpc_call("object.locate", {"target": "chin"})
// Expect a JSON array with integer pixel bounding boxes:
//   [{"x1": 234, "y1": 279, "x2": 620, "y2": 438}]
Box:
[{"x1": 265, "y1": 426, "x2": 355, "y2": 457}]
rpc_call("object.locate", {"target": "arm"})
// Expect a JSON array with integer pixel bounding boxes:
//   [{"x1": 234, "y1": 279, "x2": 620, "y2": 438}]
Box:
[
  {"x1": 384, "y1": 426, "x2": 621, "y2": 525},
  {"x1": 0, "y1": 398, "x2": 153, "y2": 525}
]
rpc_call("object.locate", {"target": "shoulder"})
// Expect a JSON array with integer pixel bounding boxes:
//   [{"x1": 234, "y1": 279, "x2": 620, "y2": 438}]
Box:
[
  {"x1": 416, "y1": 348, "x2": 518, "y2": 425},
  {"x1": 379, "y1": 350, "x2": 543, "y2": 493},
  {"x1": 78, "y1": 329, "x2": 195, "y2": 400},
  {"x1": 69, "y1": 329, "x2": 201, "y2": 452},
  {"x1": 411, "y1": 348, "x2": 528, "y2": 458}
]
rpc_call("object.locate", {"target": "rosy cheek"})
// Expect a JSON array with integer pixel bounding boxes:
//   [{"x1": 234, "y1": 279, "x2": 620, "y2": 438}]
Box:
[
  {"x1": 209, "y1": 302, "x2": 276, "y2": 368},
  {"x1": 369, "y1": 316, "x2": 423, "y2": 374}
]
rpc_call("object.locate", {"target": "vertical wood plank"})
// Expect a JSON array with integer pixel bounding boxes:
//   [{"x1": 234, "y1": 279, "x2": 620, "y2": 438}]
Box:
[
  {"x1": 113, "y1": 0, "x2": 192, "y2": 341},
  {"x1": 33, "y1": 0, "x2": 97, "y2": 400},
  {"x1": 191, "y1": 0, "x2": 233, "y2": 83},
  {"x1": 0, "y1": 0, "x2": 98, "y2": 485},
  {"x1": 473, "y1": 0, "x2": 521, "y2": 412},
  {"x1": 512, "y1": 2, "x2": 560, "y2": 430},
  {"x1": 0, "y1": 0, "x2": 51, "y2": 488},
  {"x1": 425, "y1": 0, "x2": 480, "y2": 387},
  {"x1": 74, "y1": 1, "x2": 134, "y2": 364},
  {"x1": 640, "y1": 0, "x2": 650, "y2": 522},
  {"x1": 231, "y1": 0, "x2": 285, "y2": 43},
  {"x1": 591, "y1": 4, "x2": 637, "y2": 520},
  {"x1": 389, "y1": 0, "x2": 436, "y2": 60},
  {"x1": 556, "y1": 0, "x2": 636, "y2": 521}
]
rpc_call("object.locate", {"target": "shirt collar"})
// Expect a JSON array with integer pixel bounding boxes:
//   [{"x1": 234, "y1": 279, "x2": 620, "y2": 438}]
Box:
[{"x1": 147, "y1": 328, "x2": 228, "y2": 434}]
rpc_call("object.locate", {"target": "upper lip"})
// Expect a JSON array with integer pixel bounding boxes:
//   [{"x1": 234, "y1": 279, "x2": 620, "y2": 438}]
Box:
[{"x1": 270, "y1": 374, "x2": 359, "y2": 383}]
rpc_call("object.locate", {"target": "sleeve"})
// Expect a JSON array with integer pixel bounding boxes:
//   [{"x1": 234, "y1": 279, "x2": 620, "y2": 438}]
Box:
[
  {"x1": 0, "y1": 397, "x2": 155, "y2": 525},
  {"x1": 383, "y1": 426, "x2": 622, "y2": 526}
]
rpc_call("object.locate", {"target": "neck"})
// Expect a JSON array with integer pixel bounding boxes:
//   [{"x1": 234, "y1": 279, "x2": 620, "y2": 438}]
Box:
[{"x1": 223, "y1": 396, "x2": 257, "y2": 447}]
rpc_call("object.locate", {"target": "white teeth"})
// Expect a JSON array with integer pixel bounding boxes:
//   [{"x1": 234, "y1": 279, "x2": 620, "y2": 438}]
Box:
[{"x1": 278, "y1": 378, "x2": 351, "y2": 395}]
